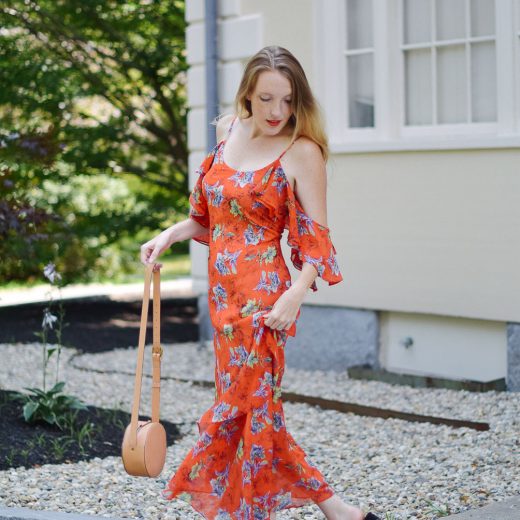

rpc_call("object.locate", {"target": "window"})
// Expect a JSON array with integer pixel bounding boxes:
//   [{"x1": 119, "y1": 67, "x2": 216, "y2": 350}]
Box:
[
  {"x1": 345, "y1": 0, "x2": 375, "y2": 128},
  {"x1": 403, "y1": 0, "x2": 496, "y2": 125},
  {"x1": 315, "y1": 0, "x2": 520, "y2": 152}
]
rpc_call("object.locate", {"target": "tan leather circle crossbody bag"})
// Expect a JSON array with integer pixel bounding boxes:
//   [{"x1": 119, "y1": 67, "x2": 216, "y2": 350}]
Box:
[{"x1": 121, "y1": 263, "x2": 167, "y2": 478}]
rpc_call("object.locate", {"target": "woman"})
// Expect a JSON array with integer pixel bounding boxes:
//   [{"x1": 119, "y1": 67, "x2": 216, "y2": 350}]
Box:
[{"x1": 141, "y1": 46, "x2": 381, "y2": 520}]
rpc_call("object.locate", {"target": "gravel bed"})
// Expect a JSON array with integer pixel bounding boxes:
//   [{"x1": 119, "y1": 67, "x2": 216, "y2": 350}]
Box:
[
  {"x1": 73, "y1": 339, "x2": 518, "y2": 426},
  {"x1": 0, "y1": 341, "x2": 519, "y2": 519}
]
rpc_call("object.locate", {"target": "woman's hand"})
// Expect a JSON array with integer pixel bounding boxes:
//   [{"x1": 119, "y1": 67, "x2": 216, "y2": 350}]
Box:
[
  {"x1": 140, "y1": 228, "x2": 174, "y2": 269},
  {"x1": 263, "y1": 285, "x2": 306, "y2": 332}
]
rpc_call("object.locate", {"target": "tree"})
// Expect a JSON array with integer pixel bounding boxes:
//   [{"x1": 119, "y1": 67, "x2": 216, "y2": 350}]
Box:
[{"x1": 0, "y1": 0, "x2": 189, "y2": 283}]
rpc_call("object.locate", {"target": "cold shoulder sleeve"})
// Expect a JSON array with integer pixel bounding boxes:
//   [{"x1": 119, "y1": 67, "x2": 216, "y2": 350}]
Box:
[
  {"x1": 285, "y1": 184, "x2": 343, "y2": 292},
  {"x1": 188, "y1": 145, "x2": 217, "y2": 246}
]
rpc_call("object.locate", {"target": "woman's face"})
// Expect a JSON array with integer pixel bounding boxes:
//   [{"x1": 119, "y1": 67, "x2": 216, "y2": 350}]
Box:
[{"x1": 247, "y1": 69, "x2": 293, "y2": 135}]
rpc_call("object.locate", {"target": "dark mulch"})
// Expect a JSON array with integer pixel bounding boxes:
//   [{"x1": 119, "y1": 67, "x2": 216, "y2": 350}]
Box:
[
  {"x1": 0, "y1": 297, "x2": 200, "y2": 353},
  {"x1": 0, "y1": 388, "x2": 184, "y2": 471},
  {"x1": 0, "y1": 297, "x2": 201, "y2": 470}
]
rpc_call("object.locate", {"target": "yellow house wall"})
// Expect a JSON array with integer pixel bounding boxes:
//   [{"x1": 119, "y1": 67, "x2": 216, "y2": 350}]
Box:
[{"x1": 240, "y1": 0, "x2": 520, "y2": 324}]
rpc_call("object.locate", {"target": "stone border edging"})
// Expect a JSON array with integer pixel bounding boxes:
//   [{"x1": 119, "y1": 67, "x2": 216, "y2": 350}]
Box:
[
  {"x1": 68, "y1": 354, "x2": 490, "y2": 431},
  {"x1": 0, "y1": 505, "x2": 126, "y2": 520}
]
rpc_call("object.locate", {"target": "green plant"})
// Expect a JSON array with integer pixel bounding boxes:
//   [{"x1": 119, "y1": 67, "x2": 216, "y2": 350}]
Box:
[
  {"x1": 60, "y1": 410, "x2": 95, "y2": 454},
  {"x1": 18, "y1": 381, "x2": 88, "y2": 430},
  {"x1": 19, "y1": 447, "x2": 30, "y2": 462},
  {"x1": 33, "y1": 262, "x2": 68, "y2": 390},
  {"x1": 112, "y1": 415, "x2": 126, "y2": 431},
  {"x1": 34, "y1": 433, "x2": 47, "y2": 448},
  {"x1": 16, "y1": 263, "x2": 88, "y2": 429},
  {"x1": 49, "y1": 436, "x2": 75, "y2": 460},
  {"x1": 424, "y1": 499, "x2": 451, "y2": 517},
  {"x1": 4, "y1": 449, "x2": 15, "y2": 466}
]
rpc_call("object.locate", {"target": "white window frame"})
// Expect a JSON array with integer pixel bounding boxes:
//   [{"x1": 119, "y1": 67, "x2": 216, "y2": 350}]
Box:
[{"x1": 314, "y1": 0, "x2": 520, "y2": 153}]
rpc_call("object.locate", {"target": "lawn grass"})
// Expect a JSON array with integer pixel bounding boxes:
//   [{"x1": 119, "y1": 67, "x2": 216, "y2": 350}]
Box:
[
  {"x1": 0, "y1": 254, "x2": 191, "y2": 291},
  {"x1": 101, "y1": 254, "x2": 192, "y2": 284}
]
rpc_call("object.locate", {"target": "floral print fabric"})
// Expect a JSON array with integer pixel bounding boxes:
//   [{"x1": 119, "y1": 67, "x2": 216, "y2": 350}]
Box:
[{"x1": 161, "y1": 117, "x2": 343, "y2": 519}]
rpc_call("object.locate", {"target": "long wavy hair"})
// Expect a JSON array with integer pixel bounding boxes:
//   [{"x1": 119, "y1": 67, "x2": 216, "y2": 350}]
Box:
[{"x1": 216, "y1": 45, "x2": 329, "y2": 163}]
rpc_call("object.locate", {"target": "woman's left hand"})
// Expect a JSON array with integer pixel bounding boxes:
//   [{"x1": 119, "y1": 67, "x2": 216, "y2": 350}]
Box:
[{"x1": 263, "y1": 286, "x2": 306, "y2": 333}]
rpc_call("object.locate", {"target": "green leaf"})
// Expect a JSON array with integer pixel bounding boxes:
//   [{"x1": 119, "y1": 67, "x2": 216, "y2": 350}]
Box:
[
  {"x1": 42, "y1": 411, "x2": 57, "y2": 426},
  {"x1": 22, "y1": 387, "x2": 49, "y2": 398},
  {"x1": 48, "y1": 381, "x2": 66, "y2": 394},
  {"x1": 23, "y1": 401, "x2": 39, "y2": 422}
]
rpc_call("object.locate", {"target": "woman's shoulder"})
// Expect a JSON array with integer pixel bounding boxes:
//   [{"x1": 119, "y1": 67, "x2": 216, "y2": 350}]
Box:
[
  {"x1": 283, "y1": 136, "x2": 325, "y2": 172},
  {"x1": 215, "y1": 113, "x2": 236, "y2": 142},
  {"x1": 291, "y1": 135, "x2": 322, "y2": 156},
  {"x1": 279, "y1": 136, "x2": 325, "y2": 192}
]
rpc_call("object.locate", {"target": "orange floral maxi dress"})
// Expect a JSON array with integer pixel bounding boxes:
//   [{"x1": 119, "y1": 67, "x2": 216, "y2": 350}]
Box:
[{"x1": 161, "y1": 116, "x2": 344, "y2": 519}]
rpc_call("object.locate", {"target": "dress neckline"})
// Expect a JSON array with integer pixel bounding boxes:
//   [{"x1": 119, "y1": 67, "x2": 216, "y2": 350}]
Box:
[
  {"x1": 219, "y1": 140, "x2": 283, "y2": 173},
  {"x1": 220, "y1": 115, "x2": 296, "y2": 174},
  {"x1": 207, "y1": 131, "x2": 330, "y2": 231},
  {"x1": 213, "y1": 117, "x2": 333, "y2": 228},
  {"x1": 215, "y1": 138, "x2": 301, "y2": 203}
]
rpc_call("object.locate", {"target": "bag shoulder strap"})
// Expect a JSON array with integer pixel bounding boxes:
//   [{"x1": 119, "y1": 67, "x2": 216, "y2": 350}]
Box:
[{"x1": 129, "y1": 263, "x2": 163, "y2": 447}]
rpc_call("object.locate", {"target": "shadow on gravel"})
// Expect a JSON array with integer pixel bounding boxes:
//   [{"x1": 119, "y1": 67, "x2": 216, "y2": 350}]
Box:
[{"x1": 0, "y1": 298, "x2": 199, "y2": 353}]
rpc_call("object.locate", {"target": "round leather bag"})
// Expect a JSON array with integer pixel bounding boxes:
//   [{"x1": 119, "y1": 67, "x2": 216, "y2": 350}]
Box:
[{"x1": 121, "y1": 419, "x2": 167, "y2": 477}]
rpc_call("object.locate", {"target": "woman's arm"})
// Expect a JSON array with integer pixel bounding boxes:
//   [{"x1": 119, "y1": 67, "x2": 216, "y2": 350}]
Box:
[
  {"x1": 281, "y1": 137, "x2": 329, "y2": 293},
  {"x1": 167, "y1": 218, "x2": 210, "y2": 244},
  {"x1": 263, "y1": 138, "x2": 328, "y2": 331},
  {"x1": 284, "y1": 137, "x2": 328, "y2": 227},
  {"x1": 140, "y1": 218, "x2": 209, "y2": 265},
  {"x1": 142, "y1": 120, "x2": 241, "y2": 266}
]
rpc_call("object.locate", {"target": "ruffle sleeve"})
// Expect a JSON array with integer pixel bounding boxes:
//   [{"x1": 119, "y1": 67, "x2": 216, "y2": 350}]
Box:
[
  {"x1": 285, "y1": 185, "x2": 343, "y2": 292},
  {"x1": 188, "y1": 145, "x2": 217, "y2": 246}
]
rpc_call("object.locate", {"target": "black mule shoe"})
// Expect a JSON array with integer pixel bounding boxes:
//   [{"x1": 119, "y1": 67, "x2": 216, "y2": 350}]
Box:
[{"x1": 364, "y1": 513, "x2": 382, "y2": 520}]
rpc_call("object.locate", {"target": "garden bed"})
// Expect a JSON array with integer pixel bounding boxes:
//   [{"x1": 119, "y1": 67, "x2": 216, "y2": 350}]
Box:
[
  {"x1": 0, "y1": 297, "x2": 199, "y2": 353},
  {"x1": 0, "y1": 388, "x2": 182, "y2": 471}
]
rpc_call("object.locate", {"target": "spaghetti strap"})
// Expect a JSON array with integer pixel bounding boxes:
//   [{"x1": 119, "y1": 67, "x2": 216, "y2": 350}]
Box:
[
  {"x1": 225, "y1": 115, "x2": 238, "y2": 141},
  {"x1": 277, "y1": 137, "x2": 297, "y2": 161}
]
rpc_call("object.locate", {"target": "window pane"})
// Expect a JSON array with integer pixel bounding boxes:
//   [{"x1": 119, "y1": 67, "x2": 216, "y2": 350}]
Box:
[
  {"x1": 346, "y1": 0, "x2": 373, "y2": 49},
  {"x1": 471, "y1": 41, "x2": 497, "y2": 121},
  {"x1": 347, "y1": 53, "x2": 374, "y2": 127},
  {"x1": 405, "y1": 49, "x2": 433, "y2": 125},
  {"x1": 436, "y1": 0, "x2": 466, "y2": 40},
  {"x1": 437, "y1": 45, "x2": 467, "y2": 123},
  {"x1": 470, "y1": 0, "x2": 495, "y2": 37},
  {"x1": 403, "y1": 0, "x2": 431, "y2": 44}
]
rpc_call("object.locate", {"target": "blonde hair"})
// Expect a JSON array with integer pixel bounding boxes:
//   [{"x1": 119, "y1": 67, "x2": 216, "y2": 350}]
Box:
[{"x1": 214, "y1": 45, "x2": 329, "y2": 163}]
